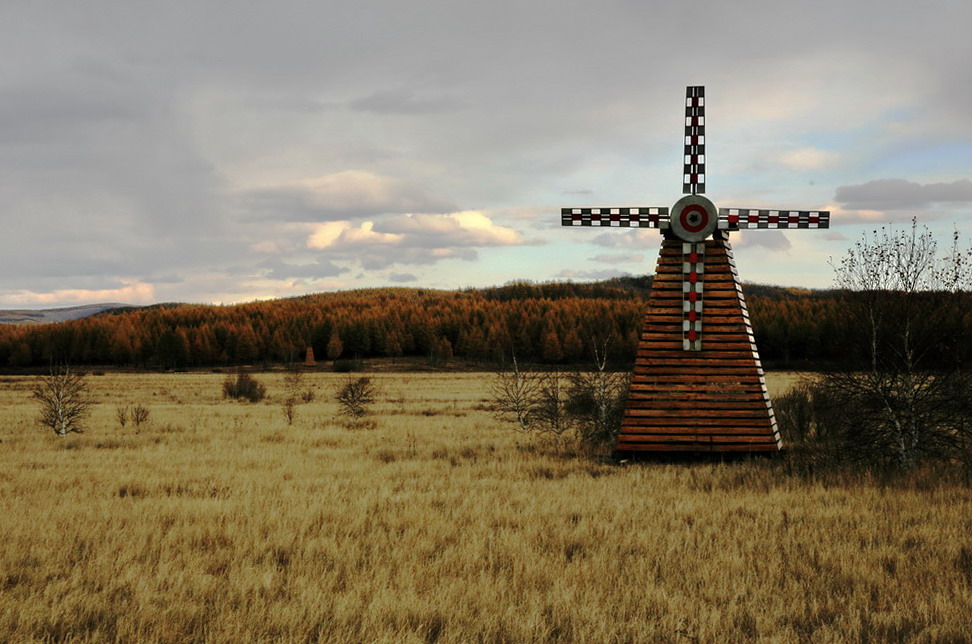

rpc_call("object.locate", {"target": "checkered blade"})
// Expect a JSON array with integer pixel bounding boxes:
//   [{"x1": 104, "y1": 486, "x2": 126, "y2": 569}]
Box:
[
  {"x1": 682, "y1": 242, "x2": 705, "y2": 351},
  {"x1": 683, "y1": 86, "x2": 705, "y2": 195},
  {"x1": 561, "y1": 207, "x2": 670, "y2": 228},
  {"x1": 718, "y1": 209, "x2": 830, "y2": 230}
]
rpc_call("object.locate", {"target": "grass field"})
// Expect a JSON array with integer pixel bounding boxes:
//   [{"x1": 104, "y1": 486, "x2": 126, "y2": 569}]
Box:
[{"x1": 1, "y1": 371, "x2": 971, "y2": 643}]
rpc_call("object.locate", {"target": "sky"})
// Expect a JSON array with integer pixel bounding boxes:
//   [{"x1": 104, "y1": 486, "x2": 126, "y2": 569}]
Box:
[{"x1": 1, "y1": 0, "x2": 971, "y2": 309}]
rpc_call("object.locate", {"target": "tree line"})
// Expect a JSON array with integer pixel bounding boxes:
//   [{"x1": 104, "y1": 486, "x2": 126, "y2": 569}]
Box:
[{"x1": 0, "y1": 278, "x2": 966, "y2": 371}]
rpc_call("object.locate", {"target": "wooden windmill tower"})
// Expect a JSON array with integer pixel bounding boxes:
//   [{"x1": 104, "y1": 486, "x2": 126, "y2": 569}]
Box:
[{"x1": 562, "y1": 86, "x2": 830, "y2": 455}]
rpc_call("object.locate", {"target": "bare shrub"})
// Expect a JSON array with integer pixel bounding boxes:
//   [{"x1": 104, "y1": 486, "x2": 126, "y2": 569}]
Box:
[
  {"x1": 774, "y1": 379, "x2": 851, "y2": 473},
  {"x1": 116, "y1": 404, "x2": 150, "y2": 430},
  {"x1": 488, "y1": 355, "x2": 539, "y2": 431},
  {"x1": 565, "y1": 369, "x2": 629, "y2": 449},
  {"x1": 490, "y1": 351, "x2": 629, "y2": 452},
  {"x1": 32, "y1": 365, "x2": 93, "y2": 436},
  {"x1": 282, "y1": 400, "x2": 296, "y2": 426},
  {"x1": 282, "y1": 366, "x2": 313, "y2": 426},
  {"x1": 223, "y1": 372, "x2": 266, "y2": 403},
  {"x1": 131, "y1": 405, "x2": 150, "y2": 428},
  {"x1": 336, "y1": 376, "x2": 377, "y2": 419}
]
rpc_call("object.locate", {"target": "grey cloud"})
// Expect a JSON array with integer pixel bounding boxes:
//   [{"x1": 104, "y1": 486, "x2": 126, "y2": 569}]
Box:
[
  {"x1": 259, "y1": 258, "x2": 347, "y2": 280},
  {"x1": 589, "y1": 230, "x2": 662, "y2": 250},
  {"x1": 556, "y1": 269, "x2": 632, "y2": 281},
  {"x1": 350, "y1": 88, "x2": 466, "y2": 115},
  {"x1": 360, "y1": 248, "x2": 477, "y2": 270},
  {"x1": 835, "y1": 179, "x2": 972, "y2": 211},
  {"x1": 730, "y1": 231, "x2": 792, "y2": 252},
  {"x1": 590, "y1": 253, "x2": 644, "y2": 264},
  {"x1": 239, "y1": 172, "x2": 457, "y2": 222},
  {"x1": 388, "y1": 272, "x2": 418, "y2": 283}
]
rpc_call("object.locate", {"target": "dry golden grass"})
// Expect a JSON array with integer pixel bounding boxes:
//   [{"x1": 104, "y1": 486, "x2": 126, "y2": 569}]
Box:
[{"x1": 1, "y1": 371, "x2": 970, "y2": 643}]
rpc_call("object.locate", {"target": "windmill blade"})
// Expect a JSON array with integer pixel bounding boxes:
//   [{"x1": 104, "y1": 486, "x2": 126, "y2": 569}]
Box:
[
  {"x1": 683, "y1": 86, "x2": 705, "y2": 195},
  {"x1": 562, "y1": 207, "x2": 670, "y2": 228},
  {"x1": 718, "y1": 209, "x2": 830, "y2": 230}
]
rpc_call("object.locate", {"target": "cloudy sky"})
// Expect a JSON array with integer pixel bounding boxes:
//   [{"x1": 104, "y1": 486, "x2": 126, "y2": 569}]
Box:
[{"x1": 2, "y1": 0, "x2": 970, "y2": 308}]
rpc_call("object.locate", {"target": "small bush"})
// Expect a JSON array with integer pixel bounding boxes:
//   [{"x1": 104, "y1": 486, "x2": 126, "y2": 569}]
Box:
[
  {"x1": 117, "y1": 404, "x2": 150, "y2": 429},
  {"x1": 336, "y1": 376, "x2": 377, "y2": 418},
  {"x1": 774, "y1": 378, "x2": 859, "y2": 473},
  {"x1": 223, "y1": 373, "x2": 267, "y2": 403},
  {"x1": 490, "y1": 361, "x2": 628, "y2": 453},
  {"x1": 131, "y1": 405, "x2": 150, "y2": 427}
]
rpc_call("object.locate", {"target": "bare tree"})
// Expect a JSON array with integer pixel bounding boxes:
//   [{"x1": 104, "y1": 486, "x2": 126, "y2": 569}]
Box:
[
  {"x1": 282, "y1": 365, "x2": 311, "y2": 426},
  {"x1": 824, "y1": 220, "x2": 972, "y2": 468},
  {"x1": 336, "y1": 376, "x2": 377, "y2": 418},
  {"x1": 488, "y1": 354, "x2": 539, "y2": 431},
  {"x1": 32, "y1": 365, "x2": 93, "y2": 437}
]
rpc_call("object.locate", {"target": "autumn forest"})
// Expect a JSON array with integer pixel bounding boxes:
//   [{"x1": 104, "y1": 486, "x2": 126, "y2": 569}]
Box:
[{"x1": 0, "y1": 277, "x2": 966, "y2": 371}]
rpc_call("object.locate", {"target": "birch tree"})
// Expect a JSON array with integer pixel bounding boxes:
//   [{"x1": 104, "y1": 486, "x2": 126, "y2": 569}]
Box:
[
  {"x1": 825, "y1": 220, "x2": 972, "y2": 468},
  {"x1": 32, "y1": 365, "x2": 93, "y2": 437}
]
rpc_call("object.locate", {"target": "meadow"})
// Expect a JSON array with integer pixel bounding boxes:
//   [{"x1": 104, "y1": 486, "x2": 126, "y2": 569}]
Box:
[{"x1": 1, "y1": 371, "x2": 970, "y2": 643}]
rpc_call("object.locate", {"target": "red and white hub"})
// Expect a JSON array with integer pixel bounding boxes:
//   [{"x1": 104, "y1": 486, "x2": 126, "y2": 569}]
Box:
[{"x1": 670, "y1": 194, "x2": 718, "y2": 242}]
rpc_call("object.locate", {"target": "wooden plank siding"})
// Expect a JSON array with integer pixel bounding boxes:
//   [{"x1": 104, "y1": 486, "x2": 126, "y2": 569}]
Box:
[{"x1": 615, "y1": 235, "x2": 782, "y2": 455}]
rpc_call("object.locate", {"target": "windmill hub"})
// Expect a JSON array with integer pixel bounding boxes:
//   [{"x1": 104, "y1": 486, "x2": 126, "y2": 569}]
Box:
[{"x1": 670, "y1": 194, "x2": 718, "y2": 242}]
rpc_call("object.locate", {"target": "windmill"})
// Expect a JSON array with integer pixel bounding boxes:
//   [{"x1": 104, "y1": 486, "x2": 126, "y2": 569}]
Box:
[{"x1": 562, "y1": 86, "x2": 829, "y2": 455}]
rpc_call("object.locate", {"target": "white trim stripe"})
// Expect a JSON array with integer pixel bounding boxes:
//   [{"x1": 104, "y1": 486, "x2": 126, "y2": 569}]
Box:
[{"x1": 681, "y1": 241, "x2": 705, "y2": 351}]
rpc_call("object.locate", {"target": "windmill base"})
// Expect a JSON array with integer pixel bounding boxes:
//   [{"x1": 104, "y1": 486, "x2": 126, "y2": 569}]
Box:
[{"x1": 614, "y1": 234, "x2": 781, "y2": 455}]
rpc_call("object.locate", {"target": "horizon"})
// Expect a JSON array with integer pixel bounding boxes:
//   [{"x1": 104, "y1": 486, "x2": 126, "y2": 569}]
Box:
[
  {"x1": 1, "y1": 274, "x2": 838, "y2": 313},
  {"x1": 2, "y1": 2, "x2": 970, "y2": 309}
]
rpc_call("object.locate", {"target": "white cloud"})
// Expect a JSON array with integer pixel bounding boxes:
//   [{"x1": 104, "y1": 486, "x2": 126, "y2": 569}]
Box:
[
  {"x1": 307, "y1": 220, "x2": 403, "y2": 249},
  {"x1": 2, "y1": 281, "x2": 156, "y2": 307},
  {"x1": 778, "y1": 147, "x2": 838, "y2": 171},
  {"x1": 377, "y1": 211, "x2": 525, "y2": 247},
  {"x1": 305, "y1": 211, "x2": 528, "y2": 270}
]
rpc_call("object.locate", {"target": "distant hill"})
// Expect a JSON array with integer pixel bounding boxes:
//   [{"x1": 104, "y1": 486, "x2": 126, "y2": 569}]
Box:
[
  {"x1": 0, "y1": 280, "x2": 868, "y2": 371},
  {"x1": 0, "y1": 303, "x2": 133, "y2": 325}
]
